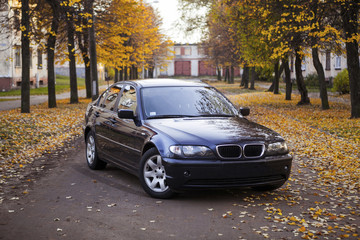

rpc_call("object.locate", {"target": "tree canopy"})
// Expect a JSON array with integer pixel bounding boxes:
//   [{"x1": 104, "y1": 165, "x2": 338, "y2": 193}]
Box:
[
  {"x1": 180, "y1": 0, "x2": 360, "y2": 117},
  {"x1": 96, "y1": 0, "x2": 173, "y2": 76}
]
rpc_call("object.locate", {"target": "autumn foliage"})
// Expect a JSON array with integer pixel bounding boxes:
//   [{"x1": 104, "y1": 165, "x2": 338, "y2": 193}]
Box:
[
  {"x1": 182, "y1": 0, "x2": 360, "y2": 117},
  {"x1": 96, "y1": 0, "x2": 173, "y2": 78}
]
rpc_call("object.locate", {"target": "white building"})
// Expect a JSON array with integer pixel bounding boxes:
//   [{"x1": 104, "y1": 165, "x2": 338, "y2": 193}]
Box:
[
  {"x1": 157, "y1": 44, "x2": 219, "y2": 78},
  {"x1": 0, "y1": 1, "x2": 48, "y2": 92},
  {"x1": 289, "y1": 50, "x2": 346, "y2": 83}
]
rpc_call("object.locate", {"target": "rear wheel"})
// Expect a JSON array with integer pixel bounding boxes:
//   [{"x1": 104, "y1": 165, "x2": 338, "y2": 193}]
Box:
[
  {"x1": 85, "y1": 131, "x2": 107, "y2": 170},
  {"x1": 139, "y1": 148, "x2": 174, "y2": 199}
]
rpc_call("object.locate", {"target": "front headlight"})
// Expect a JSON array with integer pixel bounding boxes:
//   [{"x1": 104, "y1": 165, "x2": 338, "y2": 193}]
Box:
[
  {"x1": 266, "y1": 141, "x2": 289, "y2": 155},
  {"x1": 169, "y1": 145, "x2": 214, "y2": 158}
]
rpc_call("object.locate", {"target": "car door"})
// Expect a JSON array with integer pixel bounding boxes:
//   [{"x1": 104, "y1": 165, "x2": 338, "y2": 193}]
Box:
[
  {"x1": 94, "y1": 85, "x2": 123, "y2": 159},
  {"x1": 107, "y1": 84, "x2": 148, "y2": 171}
]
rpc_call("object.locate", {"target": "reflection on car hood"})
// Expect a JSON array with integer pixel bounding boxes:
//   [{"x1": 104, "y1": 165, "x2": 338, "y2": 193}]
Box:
[{"x1": 145, "y1": 116, "x2": 283, "y2": 145}]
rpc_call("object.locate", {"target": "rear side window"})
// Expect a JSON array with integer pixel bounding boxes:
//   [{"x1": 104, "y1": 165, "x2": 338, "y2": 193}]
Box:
[
  {"x1": 97, "y1": 91, "x2": 108, "y2": 108},
  {"x1": 101, "y1": 85, "x2": 123, "y2": 111}
]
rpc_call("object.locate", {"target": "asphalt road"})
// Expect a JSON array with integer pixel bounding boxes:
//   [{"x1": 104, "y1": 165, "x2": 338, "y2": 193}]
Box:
[{"x1": 0, "y1": 138, "x2": 359, "y2": 240}]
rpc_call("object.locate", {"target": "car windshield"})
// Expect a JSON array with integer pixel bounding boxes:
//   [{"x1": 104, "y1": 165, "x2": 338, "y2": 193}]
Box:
[{"x1": 141, "y1": 86, "x2": 238, "y2": 119}]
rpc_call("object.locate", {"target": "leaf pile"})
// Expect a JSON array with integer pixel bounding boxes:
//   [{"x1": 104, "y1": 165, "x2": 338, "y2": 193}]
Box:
[{"x1": 0, "y1": 98, "x2": 91, "y2": 184}]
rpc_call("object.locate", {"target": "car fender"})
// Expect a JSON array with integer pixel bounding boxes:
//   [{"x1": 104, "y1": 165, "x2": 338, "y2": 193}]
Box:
[{"x1": 144, "y1": 133, "x2": 175, "y2": 158}]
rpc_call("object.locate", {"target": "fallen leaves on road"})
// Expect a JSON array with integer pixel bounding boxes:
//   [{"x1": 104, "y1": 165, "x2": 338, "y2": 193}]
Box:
[
  {"x1": 0, "y1": 98, "x2": 91, "y2": 185},
  {"x1": 228, "y1": 92, "x2": 360, "y2": 195},
  {"x1": 226, "y1": 92, "x2": 359, "y2": 239}
]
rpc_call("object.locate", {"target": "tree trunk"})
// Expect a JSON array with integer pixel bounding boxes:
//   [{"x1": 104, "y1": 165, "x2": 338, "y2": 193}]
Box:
[
  {"x1": 124, "y1": 66, "x2": 128, "y2": 80},
  {"x1": 134, "y1": 66, "x2": 138, "y2": 79},
  {"x1": 217, "y1": 66, "x2": 221, "y2": 81},
  {"x1": 66, "y1": 16, "x2": 78, "y2": 104},
  {"x1": 250, "y1": 67, "x2": 256, "y2": 90},
  {"x1": 282, "y1": 57, "x2": 292, "y2": 100},
  {"x1": 267, "y1": 81, "x2": 274, "y2": 92},
  {"x1": 242, "y1": 66, "x2": 249, "y2": 89},
  {"x1": 84, "y1": 59, "x2": 91, "y2": 98},
  {"x1": 78, "y1": 36, "x2": 91, "y2": 99},
  {"x1": 120, "y1": 69, "x2": 123, "y2": 81},
  {"x1": 230, "y1": 65, "x2": 234, "y2": 84},
  {"x1": 342, "y1": 3, "x2": 360, "y2": 118},
  {"x1": 89, "y1": 0, "x2": 99, "y2": 100},
  {"x1": 21, "y1": 0, "x2": 30, "y2": 113},
  {"x1": 295, "y1": 49, "x2": 310, "y2": 105},
  {"x1": 273, "y1": 61, "x2": 280, "y2": 94},
  {"x1": 225, "y1": 67, "x2": 229, "y2": 83},
  {"x1": 312, "y1": 47, "x2": 329, "y2": 110},
  {"x1": 114, "y1": 68, "x2": 119, "y2": 82},
  {"x1": 46, "y1": 0, "x2": 59, "y2": 108},
  {"x1": 78, "y1": 3, "x2": 91, "y2": 99}
]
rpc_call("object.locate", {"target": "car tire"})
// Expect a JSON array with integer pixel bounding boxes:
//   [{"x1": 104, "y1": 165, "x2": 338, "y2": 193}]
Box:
[
  {"x1": 252, "y1": 182, "x2": 285, "y2": 191},
  {"x1": 139, "y1": 148, "x2": 174, "y2": 199},
  {"x1": 85, "y1": 131, "x2": 107, "y2": 170}
]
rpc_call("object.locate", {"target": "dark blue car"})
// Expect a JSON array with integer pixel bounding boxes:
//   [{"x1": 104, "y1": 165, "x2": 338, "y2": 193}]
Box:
[{"x1": 84, "y1": 79, "x2": 292, "y2": 198}]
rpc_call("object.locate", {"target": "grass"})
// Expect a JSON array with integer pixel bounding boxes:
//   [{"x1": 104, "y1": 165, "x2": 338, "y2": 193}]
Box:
[
  {"x1": 0, "y1": 75, "x2": 86, "y2": 97},
  {"x1": 0, "y1": 98, "x2": 20, "y2": 102}
]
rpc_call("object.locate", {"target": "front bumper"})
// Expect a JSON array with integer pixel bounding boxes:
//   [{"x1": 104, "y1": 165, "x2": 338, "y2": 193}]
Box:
[{"x1": 162, "y1": 154, "x2": 292, "y2": 190}]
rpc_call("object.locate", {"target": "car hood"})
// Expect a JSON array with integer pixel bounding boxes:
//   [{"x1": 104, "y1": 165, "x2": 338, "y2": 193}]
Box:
[{"x1": 145, "y1": 116, "x2": 283, "y2": 145}]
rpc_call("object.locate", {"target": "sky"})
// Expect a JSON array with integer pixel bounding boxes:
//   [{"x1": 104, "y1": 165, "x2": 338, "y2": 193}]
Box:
[{"x1": 146, "y1": 0, "x2": 203, "y2": 44}]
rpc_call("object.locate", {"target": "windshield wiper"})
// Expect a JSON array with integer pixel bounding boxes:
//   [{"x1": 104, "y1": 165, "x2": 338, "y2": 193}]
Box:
[{"x1": 147, "y1": 115, "x2": 197, "y2": 119}]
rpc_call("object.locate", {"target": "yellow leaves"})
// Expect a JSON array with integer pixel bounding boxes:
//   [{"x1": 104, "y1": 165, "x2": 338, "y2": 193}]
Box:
[
  {"x1": 262, "y1": 10, "x2": 270, "y2": 18},
  {"x1": 96, "y1": 0, "x2": 169, "y2": 68},
  {"x1": 0, "y1": 98, "x2": 91, "y2": 184},
  {"x1": 299, "y1": 226, "x2": 307, "y2": 232}
]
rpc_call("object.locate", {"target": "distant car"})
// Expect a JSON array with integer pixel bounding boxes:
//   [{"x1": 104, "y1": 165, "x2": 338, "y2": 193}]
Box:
[{"x1": 84, "y1": 79, "x2": 292, "y2": 198}]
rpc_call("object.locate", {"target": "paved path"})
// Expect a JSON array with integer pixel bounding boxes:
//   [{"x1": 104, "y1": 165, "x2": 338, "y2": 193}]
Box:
[
  {"x1": 0, "y1": 91, "x2": 84, "y2": 111},
  {"x1": 255, "y1": 82, "x2": 351, "y2": 104},
  {"x1": 0, "y1": 86, "x2": 108, "y2": 111}
]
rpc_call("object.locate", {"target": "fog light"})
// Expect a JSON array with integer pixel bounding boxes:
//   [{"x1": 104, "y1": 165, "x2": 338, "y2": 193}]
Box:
[
  {"x1": 184, "y1": 171, "x2": 191, "y2": 177},
  {"x1": 284, "y1": 166, "x2": 288, "y2": 171}
]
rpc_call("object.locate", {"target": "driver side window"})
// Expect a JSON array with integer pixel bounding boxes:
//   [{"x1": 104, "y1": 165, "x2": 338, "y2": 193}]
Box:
[{"x1": 118, "y1": 85, "x2": 137, "y2": 113}]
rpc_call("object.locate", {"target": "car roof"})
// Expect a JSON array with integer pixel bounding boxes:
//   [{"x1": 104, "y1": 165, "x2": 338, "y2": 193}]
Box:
[{"x1": 115, "y1": 78, "x2": 210, "y2": 88}]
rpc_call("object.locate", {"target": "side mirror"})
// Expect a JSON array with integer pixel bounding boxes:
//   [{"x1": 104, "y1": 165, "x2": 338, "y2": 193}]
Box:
[
  {"x1": 239, "y1": 107, "x2": 250, "y2": 116},
  {"x1": 118, "y1": 109, "x2": 135, "y2": 119}
]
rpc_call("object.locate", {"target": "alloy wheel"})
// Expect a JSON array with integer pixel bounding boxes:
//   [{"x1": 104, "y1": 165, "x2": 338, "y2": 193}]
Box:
[{"x1": 143, "y1": 155, "x2": 169, "y2": 193}]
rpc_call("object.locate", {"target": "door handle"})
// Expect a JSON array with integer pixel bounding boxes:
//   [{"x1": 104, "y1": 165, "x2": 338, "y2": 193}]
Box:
[
  {"x1": 110, "y1": 118, "x2": 117, "y2": 124},
  {"x1": 94, "y1": 112, "x2": 100, "y2": 117}
]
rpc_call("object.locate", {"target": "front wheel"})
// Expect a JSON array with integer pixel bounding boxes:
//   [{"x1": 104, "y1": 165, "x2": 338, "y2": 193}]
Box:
[
  {"x1": 85, "y1": 131, "x2": 107, "y2": 170},
  {"x1": 139, "y1": 148, "x2": 174, "y2": 199}
]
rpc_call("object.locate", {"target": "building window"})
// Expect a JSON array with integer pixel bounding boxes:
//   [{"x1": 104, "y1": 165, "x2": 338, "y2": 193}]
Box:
[
  {"x1": 175, "y1": 46, "x2": 191, "y2": 56},
  {"x1": 175, "y1": 47, "x2": 181, "y2": 55},
  {"x1": 325, "y1": 51, "x2": 331, "y2": 70},
  {"x1": 198, "y1": 47, "x2": 205, "y2": 56},
  {"x1": 183, "y1": 47, "x2": 191, "y2": 56},
  {"x1": 37, "y1": 49, "x2": 42, "y2": 69},
  {"x1": 15, "y1": 46, "x2": 21, "y2": 67},
  {"x1": 335, "y1": 55, "x2": 341, "y2": 70}
]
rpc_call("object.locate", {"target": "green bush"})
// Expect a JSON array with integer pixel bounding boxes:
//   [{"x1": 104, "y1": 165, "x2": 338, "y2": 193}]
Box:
[
  {"x1": 304, "y1": 73, "x2": 319, "y2": 87},
  {"x1": 332, "y1": 69, "x2": 349, "y2": 94},
  {"x1": 256, "y1": 66, "x2": 273, "y2": 82}
]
